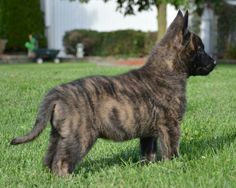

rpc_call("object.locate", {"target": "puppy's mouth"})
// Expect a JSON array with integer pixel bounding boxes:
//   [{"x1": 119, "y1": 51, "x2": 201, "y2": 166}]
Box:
[{"x1": 196, "y1": 62, "x2": 216, "y2": 75}]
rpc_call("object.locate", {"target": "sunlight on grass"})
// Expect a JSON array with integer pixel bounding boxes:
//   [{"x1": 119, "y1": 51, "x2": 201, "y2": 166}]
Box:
[{"x1": 0, "y1": 63, "x2": 235, "y2": 187}]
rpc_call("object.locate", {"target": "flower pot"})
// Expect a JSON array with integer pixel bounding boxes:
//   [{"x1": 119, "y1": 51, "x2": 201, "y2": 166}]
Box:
[{"x1": 0, "y1": 39, "x2": 8, "y2": 54}]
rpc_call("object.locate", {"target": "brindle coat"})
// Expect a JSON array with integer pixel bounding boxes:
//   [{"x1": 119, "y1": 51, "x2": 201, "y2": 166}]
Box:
[{"x1": 10, "y1": 10, "x2": 216, "y2": 176}]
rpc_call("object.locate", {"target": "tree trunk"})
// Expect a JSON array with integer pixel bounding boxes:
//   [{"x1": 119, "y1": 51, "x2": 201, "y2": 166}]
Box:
[{"x1": 156, "y1": 3, "x2": 167, "y2": 41}]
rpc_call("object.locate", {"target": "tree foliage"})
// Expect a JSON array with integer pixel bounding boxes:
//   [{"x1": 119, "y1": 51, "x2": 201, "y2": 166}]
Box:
[
  {"x1": 72, "y1": 0, "x2": 186, "y2": 41},
  {"x1": 76, "y1": 0, "x2": 186, "y2": 15},
  {"x1": 193, "y1": 0, "x2": 223, "y2": 15}
]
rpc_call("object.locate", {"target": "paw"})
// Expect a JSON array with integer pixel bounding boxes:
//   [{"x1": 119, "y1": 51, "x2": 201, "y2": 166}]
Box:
[{"x1": 140, "y1": 153, "x2": 156, "y2": 164}]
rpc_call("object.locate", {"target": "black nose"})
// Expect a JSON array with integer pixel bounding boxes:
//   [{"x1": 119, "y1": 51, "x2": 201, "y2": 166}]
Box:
[
  {"x1": 209, "y1": 56, "x2": 216, "y2": 65},
  {"x1": 211, "y1": 57, "x2": 216, "y2": 65}
]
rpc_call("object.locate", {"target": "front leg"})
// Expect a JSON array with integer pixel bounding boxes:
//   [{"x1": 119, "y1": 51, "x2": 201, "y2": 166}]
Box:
[
  {"x1": 169, "y1": 126, "x2": 180, "y2": 158},
  {"x1": 140, "y1": 137, "x2": 157, "y2": 162},
  {"x1": 158, "y1": 125, "x2": 180, "y2": 160}
]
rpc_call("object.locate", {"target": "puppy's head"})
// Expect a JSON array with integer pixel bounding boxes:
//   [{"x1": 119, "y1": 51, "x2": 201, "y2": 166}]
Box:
[
  {"x1": 163, "y1": 10, "x2": 216, "y2": 76},
  {"x1": 186, "y1": 32, "x2": 216, "y2": 76}
]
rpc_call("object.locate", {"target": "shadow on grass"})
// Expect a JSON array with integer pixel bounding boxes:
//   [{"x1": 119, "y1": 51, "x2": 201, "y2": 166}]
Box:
[
  {"x1": 180, "y1": 133, "x2": 236, "y2": 160},
  {"x1": 74, "y1": 133, "x2": 236, "y2": 175},
  {"x1": 75, "y1": 146, "x2": 141, "y2": 175}
]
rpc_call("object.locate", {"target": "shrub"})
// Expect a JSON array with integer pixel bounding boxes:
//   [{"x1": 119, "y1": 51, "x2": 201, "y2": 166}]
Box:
[
  {"x1": 63, "y1": 29, "x2": 157, "y2": 57},
  {"x1": 99, "y1": 30, "x2": 145, "y2": 56},
  {"x1": 0, "y1": 0, "x2": 46, "y2": 52},
  {"x1": 63, "y1": 30, "x2": 100, "y2": 56},
  {"x1": 144, "y1": 32, "x2": 157, "y2": 55},
  {"x1": 225, "y1": 46, "x2": 236, "y2": 59}
]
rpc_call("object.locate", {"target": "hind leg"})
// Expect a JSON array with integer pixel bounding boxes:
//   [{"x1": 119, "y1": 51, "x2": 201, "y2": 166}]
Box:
[
  {"x1": 51, "y1": 131, "x2": 97, "y2": 176},
  {"x1": 140, "y1": 137, "x2": 157, "y2": 162},
  {"x1": 43, "y1": 127, "x2": 60, "y2": 169}
]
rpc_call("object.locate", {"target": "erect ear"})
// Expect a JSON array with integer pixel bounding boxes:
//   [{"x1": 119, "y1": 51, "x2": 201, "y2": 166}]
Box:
[
  {"x1": 177, "y1": 9, "x2": 184, "y2": 18},
  {"x1": 173, "y1": 10, "x2": 184, "y2": 25},
  {"x1": 183, "y1": 11, "x2": 189, "y2": 39},
  {"x1": 164, "y1": 10, "x2": 188, "y2": 48},
  {"x1": 166, "y1": 10, "x2": 183, "y2": 33}
]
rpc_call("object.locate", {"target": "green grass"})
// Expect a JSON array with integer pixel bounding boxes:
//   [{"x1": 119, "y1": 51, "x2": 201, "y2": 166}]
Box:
[{"x1": 0, "y1": 62, "x2": 235, "y2": 188}]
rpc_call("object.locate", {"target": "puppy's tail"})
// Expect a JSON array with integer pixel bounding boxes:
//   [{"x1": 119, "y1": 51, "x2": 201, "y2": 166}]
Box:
[{"x1": 10, "y1": 93, "x2": 56, "y2": 145}]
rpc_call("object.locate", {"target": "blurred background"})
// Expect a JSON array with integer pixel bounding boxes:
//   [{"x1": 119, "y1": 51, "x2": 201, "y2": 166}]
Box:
[{"x1": 0, "y1": 0, "x2": 236, "y2": 62}]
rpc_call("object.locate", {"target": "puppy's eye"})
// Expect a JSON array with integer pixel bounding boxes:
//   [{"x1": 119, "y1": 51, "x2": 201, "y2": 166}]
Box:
[
  {"x1": 197, "y1": 47, "x2": 204, "y2": 55},
  {"x1": 198, "y1": 46, "x2": 204, "y2": 53}
]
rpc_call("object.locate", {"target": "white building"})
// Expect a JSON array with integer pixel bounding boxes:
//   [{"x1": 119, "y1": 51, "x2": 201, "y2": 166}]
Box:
[
  {"x1": 40, "y1": 0, "x2": 178, "y2": 57},
  {"x1": 200, "y1": 5, "x2": 218, "y2": 55}
]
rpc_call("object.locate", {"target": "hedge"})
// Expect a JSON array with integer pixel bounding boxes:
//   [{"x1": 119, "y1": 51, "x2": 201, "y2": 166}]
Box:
[
  {"x1": 0, "y1": 0, "x2": 46, "y2": 51},
  {"x1": 63, "y1": 29, "x2": 157, "y2": 57}
]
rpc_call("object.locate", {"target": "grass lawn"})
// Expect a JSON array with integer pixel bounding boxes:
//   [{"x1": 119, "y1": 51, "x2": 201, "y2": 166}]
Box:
[{"x1": 0, "y1": 62, "x2": 235, "y2": 188}]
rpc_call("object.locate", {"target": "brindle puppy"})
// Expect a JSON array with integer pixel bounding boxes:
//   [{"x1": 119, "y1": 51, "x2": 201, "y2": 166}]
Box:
[{"x1": 10, "y1": 10, "x2": 216, "y2": 176}]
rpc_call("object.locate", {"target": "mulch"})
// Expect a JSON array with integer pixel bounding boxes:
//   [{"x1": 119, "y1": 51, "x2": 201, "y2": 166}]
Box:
[{"x1": 115, "y1": 58, "x2": 146, "y2": 66}]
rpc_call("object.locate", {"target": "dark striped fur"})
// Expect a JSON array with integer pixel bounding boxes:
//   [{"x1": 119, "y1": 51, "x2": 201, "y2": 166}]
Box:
[{"x1": 10, "y1": 10, "x2": 216, "y2": 176}]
